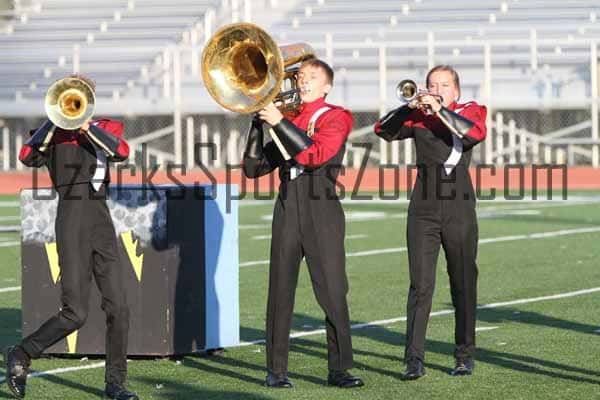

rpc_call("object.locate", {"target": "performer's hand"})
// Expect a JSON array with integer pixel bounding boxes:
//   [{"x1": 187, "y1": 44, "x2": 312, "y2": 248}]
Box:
[
  {"x1": 407, "y1": 99, "x2": 419, "y2": 109},
  {"x1": 258, "y1": 103, "x2": 284, "y2": 126},
  {"x1": 80, "y1": 120, "x2": 91, "y2": 132},
  {"x1": 418, "y1": 94, "x2": 442, "y2": 113}
]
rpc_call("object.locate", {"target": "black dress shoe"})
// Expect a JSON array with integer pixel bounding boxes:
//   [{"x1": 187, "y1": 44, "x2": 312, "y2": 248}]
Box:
[
  {"x1": 265, "y1": 372, "x2": 293, "y2": 388},
  {"x1": 104, "y1": 383, "x2": 139, "y2": 400},
  {"x1": 450, "y1": 357, "x2": 475, "y2": 376},
  {"x1": 4, "y1": 346, "x2": 30, "y2": 399},
  {"x1": 327, "y1": 370, "x2": 364, "y2": 388},
  {"x1": 401, "y1": 357, "x2": 426, "y2": 380}
]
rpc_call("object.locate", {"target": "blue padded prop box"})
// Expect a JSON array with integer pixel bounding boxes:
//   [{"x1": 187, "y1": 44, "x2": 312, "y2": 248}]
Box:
[{"x1": 20, "y1": 184, "x2": 239, "y2": 356}]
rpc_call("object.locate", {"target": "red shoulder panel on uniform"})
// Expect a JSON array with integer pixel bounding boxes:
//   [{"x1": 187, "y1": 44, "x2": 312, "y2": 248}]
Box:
[
  {"x1": 294, "y1": 107, "x2": 353, "y2": 167},
  {"x1": 93, "y1": 119, "x2": 124, "y2": 136},
  {"x1": 457, "y1": 102, "x2": 487, "y2": 141},
  {"x1": 19, "y1": 145, "x2": 33, "y2": 162}
]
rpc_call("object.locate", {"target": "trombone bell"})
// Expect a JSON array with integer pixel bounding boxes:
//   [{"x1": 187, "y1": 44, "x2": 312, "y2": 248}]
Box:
[{"x1": 45, "y1": 77, "x2": 95, "y2": 130}]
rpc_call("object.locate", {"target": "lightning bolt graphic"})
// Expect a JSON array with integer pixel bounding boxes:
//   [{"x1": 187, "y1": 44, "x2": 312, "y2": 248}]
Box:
[{"x1": 120, "y1": 231, "x2": 144, "y2": 282}]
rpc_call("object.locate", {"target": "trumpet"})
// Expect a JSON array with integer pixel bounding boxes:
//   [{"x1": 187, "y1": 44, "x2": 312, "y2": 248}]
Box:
[
  {"x1": 45, "y1": 76, "x2": 95, "y2": 130},
  {"x1": 396, "y1": 79, "x2": 443, "y2": 104}
]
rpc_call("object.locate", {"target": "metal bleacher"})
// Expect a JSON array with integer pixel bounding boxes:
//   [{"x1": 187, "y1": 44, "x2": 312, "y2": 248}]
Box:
[{"x1": 1, "y1": 0, "x2": 600, "y2": 168}]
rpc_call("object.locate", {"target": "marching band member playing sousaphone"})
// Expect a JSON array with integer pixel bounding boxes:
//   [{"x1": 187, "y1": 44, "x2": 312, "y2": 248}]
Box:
[
  {"x1": 202, "y1": 23, "x2": 364, "y2": 389},
  {"x1": 244, "y1": 58, "x2": 364, "y2": 389},
  {"x1": 4, "y1": 74, "x2": 137, "y2": 400},
  {"x1": 374, "y1": 65, "x2": 487, "y2": 380}
]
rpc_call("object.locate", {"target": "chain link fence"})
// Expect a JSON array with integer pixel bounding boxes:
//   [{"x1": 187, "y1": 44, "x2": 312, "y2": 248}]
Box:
[{"x1": 2, "y1": 107, "x2": 599, "y2": 171}]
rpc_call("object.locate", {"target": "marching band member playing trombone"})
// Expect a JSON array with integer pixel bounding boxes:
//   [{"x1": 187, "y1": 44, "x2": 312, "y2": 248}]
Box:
[
  {"x1": 4, "y1": 74, "x2": 138, "y2": 400},
  {"x1": 373, "y1": 65, "x2": 487, "y2": 380}
]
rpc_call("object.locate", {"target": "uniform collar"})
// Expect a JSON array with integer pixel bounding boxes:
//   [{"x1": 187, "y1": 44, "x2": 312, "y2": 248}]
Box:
[{"x1": 298, "y1": 97, "x2": 326, "y2": 115}]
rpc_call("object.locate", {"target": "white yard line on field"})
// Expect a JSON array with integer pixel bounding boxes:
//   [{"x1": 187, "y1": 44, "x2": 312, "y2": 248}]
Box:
[
  {"x1": 239, "y1": 199, "x2": 600, "y2": 229},
  {"x1": 0, "y1": 226, "x2": 20, "y2": 232},
  {"x1": 251, "y1": 233, "x2": 368, "y2": 241},
  {"x1": 0, "y1": 286, "x2": 20, "y2": 293},
  {"x1": 2, "y1": 226, "x2": 600, "y2": 292},
  {"x1": 0, "y1": 362, "x2": 106, "y2": 384},
  {"x1": 237, "y1": 286, "x2": 600, "y2": 346},
  {"x1": 0, "y1": 286, "x2": 598, "y2": 383},
  {"x1": 475, "y1": 326, "x2": 499, "y2": 332},
  {"x1": 239, "y1": 226, "x2": 600, "y2": 267}
]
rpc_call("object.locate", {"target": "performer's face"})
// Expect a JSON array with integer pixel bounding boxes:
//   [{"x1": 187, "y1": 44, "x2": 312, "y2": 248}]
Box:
[
  {"x1": 427, "y1": 70, "x2": 459, "y2": 107},
  {"x1": 297, "y1": 65, "x2": 332, "y2": 103}
]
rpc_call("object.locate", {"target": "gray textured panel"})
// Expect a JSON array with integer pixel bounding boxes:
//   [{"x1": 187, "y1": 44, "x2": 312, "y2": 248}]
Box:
[{"x1": 21, "y1": 187, "x2": 168, "y2": 247}]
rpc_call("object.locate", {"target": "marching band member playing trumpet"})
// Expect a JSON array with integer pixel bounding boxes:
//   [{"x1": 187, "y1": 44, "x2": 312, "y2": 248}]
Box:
[
  {"x1": 373, "y1": 65, "x2": 487, "y2": 380},
  {"x1": 4, "y1": 74, "x2": 138, "y2": 400},
  {"x1": 243, "y1": 58, "x2": 364, "y2": 389}
]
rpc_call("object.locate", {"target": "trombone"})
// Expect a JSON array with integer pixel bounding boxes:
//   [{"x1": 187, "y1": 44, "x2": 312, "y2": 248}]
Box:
[{"x1": 45, "y1": 76, "x2": 95, "y2": 130}]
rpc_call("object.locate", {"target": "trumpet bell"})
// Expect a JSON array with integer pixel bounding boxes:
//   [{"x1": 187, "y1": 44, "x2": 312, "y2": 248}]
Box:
[
  {"x1": 45, "y1": 77, "x2": 95, "y2": 130},
  {"x1": 201, "y1": 22, "x2": 314, "y2": 114},
  {"x1": 396, "y1": 79, "x2": 418, "y2": 102}
]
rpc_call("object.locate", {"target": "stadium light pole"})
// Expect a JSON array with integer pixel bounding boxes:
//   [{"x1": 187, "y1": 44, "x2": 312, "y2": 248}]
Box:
[
  {"x1": 186, "y1": 116, "x2": 195, "y2": 169},
  {"x1": 530, "y1": 29, "x2": 538, "y2": 71},
  {"x1": 484, "y1": 43, "x2": 493, "y2": 165},
  {"x1": 591, "y1": 40, "x2": 599, "y2": 168},
  {"x1": 427, "y1": 31, "x2": 435, "y2": 70},
  {"x1": 2, "y1": 127, "x2": 9, "y2": 171},
  {"x1": 231, "y1": 0, "x2": 240, "y2": 23},
  {"x1": 162, "y1": 48, "x2": 171, "y2": 99},
  {"x1": 378, "y1": 43, "x2": 388, "y2": 166},
  {"x1": 72, "y1": 44, "x2": 80, "y2": 74},
  {"x1": 325, "y1": 33, "x2": 333, "y2": 66},
  {"x1": 204, "y1": 9, "x2": 215, "y2": 41},
  {"x1": 15, "y1": 134, "x2": 23, "y2": 171},
  {"x1": 243, "y1": 0, "x2": 251, "y2": 22},
  {"x1": 173, "y1": 46, "x2": 183, "y2": 165}
]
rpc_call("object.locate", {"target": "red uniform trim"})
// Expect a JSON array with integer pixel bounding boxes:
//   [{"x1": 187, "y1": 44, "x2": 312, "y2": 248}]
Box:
[
  {"x1": 292, "y1": 99, "x2": 354, "y2": 167},
  {"x1": 458, "y1": 103, "x2": 487, "y2": 141},
  {"x1": 374, "y1": 120, "x2": 383, "y2": 134},
  {"x1": 116, "y1": 140, "x2": 130, "y2": 158},
  {"x1": 18, "y1": 144, "x2": 32, "y2": 162}
]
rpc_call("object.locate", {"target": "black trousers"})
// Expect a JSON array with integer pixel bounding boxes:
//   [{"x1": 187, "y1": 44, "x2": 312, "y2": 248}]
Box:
[
  {"x1": 21, "y1": 184, "x2": 129, "y2": 385},
  {"x1": 404, "y1": 205, "x2": 478, "y2": 362},
  {"x1": 266, "y1": 180, "x2": 353, "y2": 374}
]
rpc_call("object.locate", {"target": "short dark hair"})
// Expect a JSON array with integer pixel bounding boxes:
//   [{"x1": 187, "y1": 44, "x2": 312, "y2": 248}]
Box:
[
  {"x1": 426, "y1": 65, "x2": 461, "y2": 99},
  {"x1": 69, "y1": 73, "x2": 96, "y2": 92},
  {"x1": 299, "y1": 58, "x2": 334, "y2": 85}
]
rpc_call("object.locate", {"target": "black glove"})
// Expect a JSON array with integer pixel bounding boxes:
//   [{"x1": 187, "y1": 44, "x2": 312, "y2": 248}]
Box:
[
  {"x1": 437, "y1": 107, "x2": 475, "y2": 138},
  {"x1": 86, "y1": 124, "x2": 121, "y2": 157},
  {"x1": 244, "y1": 115, "x2": 264, "y2": 159},
  {"x1": 377, "y1": 105, "x2": 413, "y2": 132},
  {"x1": 26, "y1": 120, "x2": 55, "y2": 152},
  {"x1": 270, "y1": 118, "x2": 313, "y2": 157}
]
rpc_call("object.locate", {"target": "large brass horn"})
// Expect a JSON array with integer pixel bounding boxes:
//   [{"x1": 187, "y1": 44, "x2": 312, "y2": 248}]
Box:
[
  {"x1": 201, "y1": 22, "x2": 315, "y2": 114},
  {"x1": 45, "y1": 76, "x2": 95, "y2": 130}
]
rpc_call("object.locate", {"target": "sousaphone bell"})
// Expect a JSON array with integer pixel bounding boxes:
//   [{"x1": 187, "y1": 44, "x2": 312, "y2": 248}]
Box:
[{"x1": 201, "y1": 22, "x2": 315, "y2": 115}]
